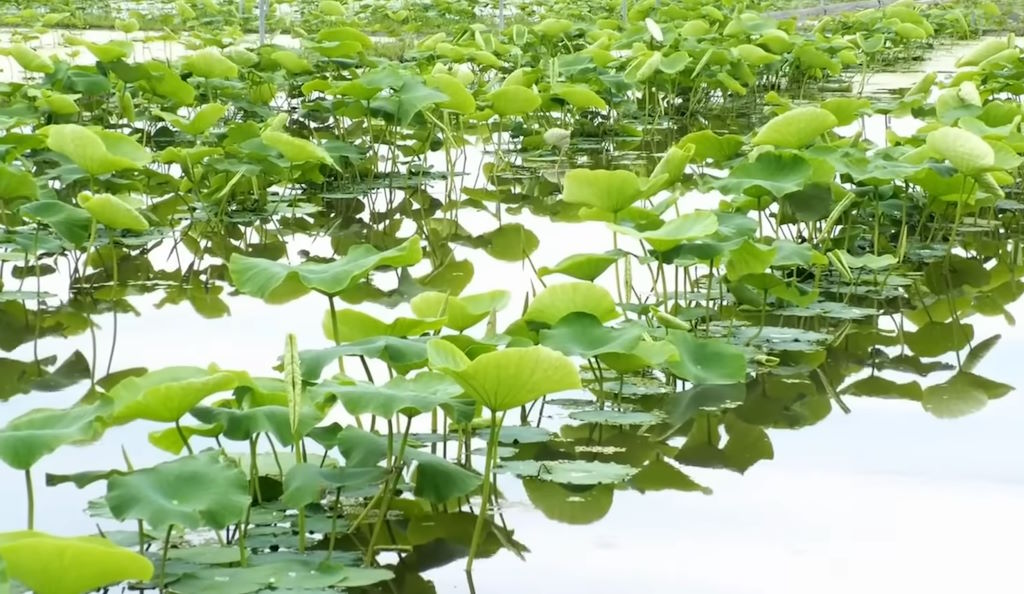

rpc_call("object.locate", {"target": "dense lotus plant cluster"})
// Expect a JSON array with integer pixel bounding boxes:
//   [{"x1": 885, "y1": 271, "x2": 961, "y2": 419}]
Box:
[{"x1": 0, "y1": 0, "x2": 1022, "y2": 592}]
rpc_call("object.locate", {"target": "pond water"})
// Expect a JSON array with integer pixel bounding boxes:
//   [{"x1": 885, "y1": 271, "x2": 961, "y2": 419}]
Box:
[{"x1": 2, "y1": 25, "x2": 1023, "y2": 594}]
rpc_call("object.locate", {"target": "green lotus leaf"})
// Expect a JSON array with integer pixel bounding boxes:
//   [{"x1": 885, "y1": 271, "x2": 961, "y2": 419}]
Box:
[
  {"x1": 169, "y1": 559, "x2": 391, "y2": 593},
  {"x1": 537, "y1": 250, "x2": 624, "y2": 281},
  {"x1": 319, "y1": 0, "x2": 345, "y2": 16},
  {"x1": 427, "y1": 341, "x2": 580, "y2": 411},
  {"x1": 0, "y1": 165, "x2": 38, "y2": 201},
  {"x1": 326, "y1": 371, "x2": 472, "y2": 420},
  {"x1": 228, "y1": 236, "x2": 422, "y2": 303},
  {"x1": 570, "y1": 409, "x2": 663, "y2": 426},
  {"x1": 0, "y1": 531, "x2": 153, "y2": 594},
  {"x1": 3, "y1": 45, "x2": 53, "y2": 74},
  {"x1": 154, "y1": 103, "x2": 228, "y2": 135},
  {"x1": 190, "y1": 404, "x2": 319, "y2": 444},
  {"x1": 107, "y1": 366, "x2": 240, "y2": 424},
  {"x1": 299, "y1": 337, "x2": 428, "y2": 381},
  {"x1": 105, "y1": 450, "x2": 249, "y2": 531},
  {"x1": 322, "y1": 308, "x2": 444, "y2": 342},
  {"x1": 712, "y1": 151, "x2": 814, "y2": 199},
  {"x1": 679, "y1": 130, "x2": 745, "y2": 164},
  {"x1": 925, "y1": 126, "x2": 995, "y2": 174},
  {"x1": 76, "y1": 191, "x2": 149, "y2": 231},
  {"x1": 64, "y1": 36, "x2": 133, "y2": 62},
  {"x1": 551, "y1": 83, "x2": 607, "y2": 110},
  {"x1": 895, "y1": 22, "x2": 928, "y2": 40},
  {"x1": 524, "y1": 281, "x2": 618, "y2": 326},
  {"x1": 751, "y1": 107, "x2": 839, "y2": 149},
  {"x1": 260, "y1": 130, "x2": 335, "y2": 167},
  {"x1": 425, "y1": 73, "x2": 476, "y2": 115},
  {"x1": 270, "y1": 50, "x2": 312, "y2": 74},
  {"x1": 45, "y1": 125, "x2": 152, "y2": 176},
  {"x1": 392, "y1": 79, "x2": 449, "y2": 124},
  {"x1": 181, "y1": 48, "x2": 238, "y2": 79},
  {"x1": 539, "y1": 312, "x2": 644, "y2": 358},
  {"x1": 725, "y1": 239, "x2": 776, "y2": 281},
  {"x1": 148, "y1": 423, "x2": 223, "y2": 455},
  {"x1": 955, "y1": 37, "x2": 1006, "y2": 67},
  {"x1": 335, "y1": 427, "x2": 481, "y2": 502},
  {"x1": 143, "y1": 61, "x2": 196, "y2": 105},
  {"x1": 500, "y1": 460, "x2": 637, "y2": 485},
  {"x1": 666, "y1": 330, "x2": 747, "y2": 384},
  {"x1": 733, "y1": 43, "x2": 779, "y2": 66},
  {"x1": 409, "y1": 290, "x2": 510, "y2": 331},
  {"x1": 562, "y1": 168, "x2": 643, "y2": 213},
  {"x1": 487, "y1": 85, "x2": 541, "y2": 117},
  {"x1": 820, "y1": 97, "x2": 872, "y2": 126},
  {"x1": 535, "y1": 18, "x2": 573, "y2": 37},
  {"x1": 281, "y1": 463, "x2": 388, "y2": 509},
  {"x1": 0, "y1": 399, "x2": 109, "y2": 470},
  {"x1": 613, "y1": 211, "x2": 719, "y2": 252}
]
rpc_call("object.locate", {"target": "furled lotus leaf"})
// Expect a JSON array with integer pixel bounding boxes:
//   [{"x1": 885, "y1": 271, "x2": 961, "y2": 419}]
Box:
[
  {"x1": 427, "y1": 341, "x2": 580, "y2": 411},
  {"x1": 955, "y1": 37, "x2": 1007, "y2": 67},
  {"x1": 0, "y1": 531, "x2": 153, "y2": 594},
  {"x1": 551, "y1": 83, "x2": 607, "y2": 110},
  {"x1": 733, "y1": 44, "x2": 778, "y2": 66},
  {"x1": 751, "y1": 107, "x2": 839, "y2": 149},
  {"x1": 154, "y1": 103, "x2": 228, "y2": 135}
]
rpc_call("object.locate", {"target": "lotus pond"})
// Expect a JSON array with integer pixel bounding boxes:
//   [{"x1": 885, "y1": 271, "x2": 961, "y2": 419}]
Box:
[{"x1": 1, "y1": 1, "x2": 1024, "y2": 593}]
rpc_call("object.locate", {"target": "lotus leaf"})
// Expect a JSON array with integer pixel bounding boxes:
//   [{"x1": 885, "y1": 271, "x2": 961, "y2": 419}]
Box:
[
  {"x1": 666, "y1": 330, "x2": 747, "y2": 384},
  {"x1": 427, "y1": 341, "x2": 580, "y2": 411},
  {"x1": 0, "y1": 531, "x2": 153, "y2": 594},
  {"x1": 751, "y1": 107, "x2": 839, "y2": 149},
  {"x1": 409, "y1": 290, "x2": 510, "y2": 331},
  {"x1": 76, "y1": 191, "x2": 149, "y2": 232},
  {"x1": 487, "y1": 86, "x2": 541, "y2": 117},
  {"x1": 181, "y1": 48, "x2": 238, "y2": 79},
  {"x1": 524, "y1": 281, "x2": 618, "y2": 326},
  {"x1": 562, "y1": 168, "x2": 643, "y2": 213},
  {"x1": 45, "y1": 125, "x2": 152, "y2": 176},
  {"x1": 925, "y1": 126, "x2": 995, "y2": 174},
  {"x1": 105, "y1": 450, "x2": 249, "y2": 531}
]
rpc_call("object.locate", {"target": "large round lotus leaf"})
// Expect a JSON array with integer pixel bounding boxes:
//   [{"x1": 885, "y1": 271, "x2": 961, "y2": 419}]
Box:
[
  {"x1": 228, "y1": 236, "x2": 422, "y2": 303},
  {"x1": 561, "y1": 168, "x2": 643, "y2": 213},
  {"x1": 181, "y1": 48, "x2": 238, "y2": 79},
  {"x1": 46, "y1": 124, "x2": 152, "y2": 176},
  {"x1": 0, "y1": 400, "x2": 109, "y2": 470},
  {"x1": 260, "y1": 130, "x2": 334, "y2": 167},
  {"x1": 540, "y1": 312, "x2": 644, "y2": 358},
  {"x1": 76, "y1": 191, "x2": 149, "y2": 232},
  {"x1": 427, "y1": 341, "x2": 581, "y2": 412},
  {"x1": 481, "y1": 223, "x2": 539, "y2": 261},
  {"x1": 524, "y1": 281, "x2": 618, "y2": 326},
  {"x1": 522, "y1": 479, "x2": 614, "y2": 525},
  {"x1": 0, "y1": 531, "x2": 153, "y2": 594},
  {"x1": 107, "y1": 366, "x2": 240, "y2": 424},
  {"x1": 537, "y1": 250, "x2": 624, "y2": 281},
  {"x1": 487, "y1": 85, "x2": 541, "y2": 116},
  {"x1": 3, "y1": 45, "x2": 53, "y2": 73},
  {"x1": 679, "y1": 130, "x2": 744, "y2": 164},
  {"x1": 925, "y1": 126, "x2": 995, "y2": 174},
  {"x1": 105, "y1": 450, "x2": 249, "y2": 532},
  {"x1": 281, "y1": 463, "x2": 388, "y2": 509},
  {"x1": 535, "y1": 18, "x2": 572, "y2": 36},
  {"x1": 613, "y1": 211, "x2": 719, "y2": 252},
  {"x1": 425, "y1": 73, "x2": 476, "y2": 114},
  {"x1": 820, "y1": 97, "x2": 872, "y2": 126},
  {"x1": 319, "y1": 0, "x2": 345, "y2": 16},
  {"x1": 712, "y1": 151, "x2": 814, "y2": 199},
  {"x1": 271, "y1": 50, "x2": 313, "y2": 74},
  {"x1": 665, "y1": 330, "x2": 748, "y2": 384},
  {"x1": 409, "y1": 290, "x2": 510, "y2": 331},
  {"x1": 751, "y1": 107, "x2": 839, "y2": 149}
]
